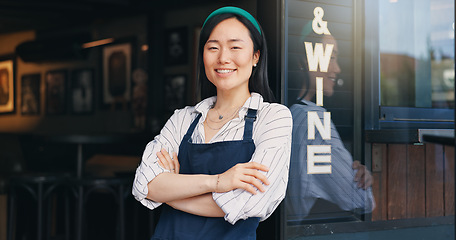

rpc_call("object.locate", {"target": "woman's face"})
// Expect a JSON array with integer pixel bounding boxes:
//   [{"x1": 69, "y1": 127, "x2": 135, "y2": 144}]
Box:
[{"x1": 203, "y1": 18, "x2": 259, "y2": 94}]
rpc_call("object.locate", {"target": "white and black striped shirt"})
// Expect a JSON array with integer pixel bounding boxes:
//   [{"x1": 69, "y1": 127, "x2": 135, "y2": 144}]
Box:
[
  {"x1": 132, "y1": 93, "x2": 292, "y2": 224},
  {"x1": 286, "y1": 99, "x2": 375, "y2": 221}
]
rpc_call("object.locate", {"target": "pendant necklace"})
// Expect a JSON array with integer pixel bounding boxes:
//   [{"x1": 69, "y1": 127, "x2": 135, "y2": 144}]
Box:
[
  {"x1": 209, "y1": 106, "x2": 241, "y2": 123},
  {"x1": 206, "y1": 106, "x2": 242, "y2": 130}
]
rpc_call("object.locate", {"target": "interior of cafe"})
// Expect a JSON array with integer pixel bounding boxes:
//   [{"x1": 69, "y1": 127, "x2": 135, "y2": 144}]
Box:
[{"x1": 0, "y1": 0, "x2": 454, "y2": 240}]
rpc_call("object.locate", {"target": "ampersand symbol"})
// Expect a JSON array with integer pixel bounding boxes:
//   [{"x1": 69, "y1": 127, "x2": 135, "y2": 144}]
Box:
[{"x1": 312, "y1": 7, "x2": 331, "y2": 35}]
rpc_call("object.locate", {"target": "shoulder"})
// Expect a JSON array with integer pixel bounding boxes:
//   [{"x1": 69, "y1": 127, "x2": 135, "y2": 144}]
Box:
[
  {"x1": 256, "y1": 101, "x2": 292, "y2": 129},
  {"x1": 289, "y1": 101, "x2": 326, "y2": 116},
  {"x1": 259, "y1": 102, "x2": 291, "y2": 118},
  {"x1": 169, "y1": 106, "x2": 198, "y2": 122}
]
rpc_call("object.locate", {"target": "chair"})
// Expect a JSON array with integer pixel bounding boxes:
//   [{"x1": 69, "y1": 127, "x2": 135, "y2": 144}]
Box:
[
  {"x1": 70, "y1": 175, "x2": 133, "y2": 240},
  {"x1": 3, "y1": 134, "x2": 71, "y2": 240},
  {"x1": 7, "y1": 174, "x2": 70, "y2": 240}
]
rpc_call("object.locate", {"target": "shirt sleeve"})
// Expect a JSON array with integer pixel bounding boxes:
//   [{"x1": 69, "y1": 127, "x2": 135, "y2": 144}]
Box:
[
  {"x1": 212, "y1": 104, "x2": 293, "y2": 224},
  {"x1": 131, "y1": 108, "x2": 189, "y2": 210}
]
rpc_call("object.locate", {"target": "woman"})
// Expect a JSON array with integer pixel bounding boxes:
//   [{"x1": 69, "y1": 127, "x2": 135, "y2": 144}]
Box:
[
  {"x1": 132, "y1": 6, "x2": 292, "y2": 240},
  {"x1": 286, "y1": 33, "x2": 375, "y2": 222}
]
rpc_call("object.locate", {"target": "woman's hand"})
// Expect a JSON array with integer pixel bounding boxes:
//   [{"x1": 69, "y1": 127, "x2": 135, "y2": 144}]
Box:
[
  {"x1": 157, "y1": 148, "x2": 179, "y2": 174},
  {"x1": 352, "y1": 160, "x2": 373, "y2": 189},
  {"x1": 215, "y1": 162, "x2": 270, "y2": 195}
]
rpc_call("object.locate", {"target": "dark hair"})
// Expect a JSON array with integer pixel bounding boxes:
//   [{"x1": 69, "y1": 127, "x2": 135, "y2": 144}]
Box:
[{"x1": 196, "y1": 13, "x2": 275, "y2": 102}]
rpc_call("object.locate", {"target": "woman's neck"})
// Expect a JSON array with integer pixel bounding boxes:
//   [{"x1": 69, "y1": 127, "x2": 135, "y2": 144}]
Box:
[
  {"x1": 214, "y1": 89, "x2": 251, "y2": 111},
  {"x1": 299, "y1": 88, "x2": 315, "y2": 101}
]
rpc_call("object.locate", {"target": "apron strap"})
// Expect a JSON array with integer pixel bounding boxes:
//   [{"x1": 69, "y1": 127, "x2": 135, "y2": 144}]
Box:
[
  {"x1": 183, "y1": 113, "x2": 202, "y2": 142},
  {"x1": 243, "y1": 108, "x2": 257, "y2": 140}
]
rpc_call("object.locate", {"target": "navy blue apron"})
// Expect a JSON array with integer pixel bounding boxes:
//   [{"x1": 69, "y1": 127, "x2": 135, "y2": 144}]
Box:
[{"x1": 152, "y1": 109, "x2": 260, "y2": 240}]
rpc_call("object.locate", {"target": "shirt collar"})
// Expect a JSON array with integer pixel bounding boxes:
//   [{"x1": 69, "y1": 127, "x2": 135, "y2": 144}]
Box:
[
  {"x1": 299, "y1": 98, "x2": 316, "y2": 106},
  {"x1": 194, "y1": 92, "x2": 264, "y2": 118}
]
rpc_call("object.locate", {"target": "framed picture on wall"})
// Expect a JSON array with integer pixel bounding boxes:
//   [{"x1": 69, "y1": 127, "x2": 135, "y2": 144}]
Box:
[
  {"x1": 0, "y1": 57, "x2": 15, "y2": 114},
  {"x1": 165, "y1": 27, "x2": 188, "y2": 66},
  {"x1": 164, "y1": 74, "x2": 187, "y2": 114},
  {"x1": 20, "y1": 73, "x2": 41, "y2": 115},
  {"x1": 102, "y1": 42, "x2": 132, "y2": 110},
  {"x1": 70, "y1": 68, "x2": 94, "y2": 114},
  {"x1": 45, "y1": 69, "x2": 67, "y2": 115}
]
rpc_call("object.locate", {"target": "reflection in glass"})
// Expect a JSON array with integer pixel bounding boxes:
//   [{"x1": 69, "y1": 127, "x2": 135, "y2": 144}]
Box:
[
  {"x1": 286, "y1": 33, "x2": 375, "y2": 225},
  {"x1": 379, "y1": 0, "x2": 455, "y2": 108}
]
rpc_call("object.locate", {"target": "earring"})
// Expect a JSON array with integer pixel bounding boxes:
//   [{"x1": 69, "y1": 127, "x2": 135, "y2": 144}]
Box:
[{"x1": 253, "y1": 63, "x2": 257, "y2": 67}]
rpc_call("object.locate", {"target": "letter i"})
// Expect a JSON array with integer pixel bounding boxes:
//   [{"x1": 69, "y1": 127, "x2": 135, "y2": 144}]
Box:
[{"x1": 316, "y1": 77, "x2": 323, "y2": 106}]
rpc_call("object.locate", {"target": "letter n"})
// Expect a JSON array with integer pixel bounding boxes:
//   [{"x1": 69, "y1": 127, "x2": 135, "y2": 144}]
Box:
[{"x1": 308, "y1": 111, "x2": 331, "y2": 140}]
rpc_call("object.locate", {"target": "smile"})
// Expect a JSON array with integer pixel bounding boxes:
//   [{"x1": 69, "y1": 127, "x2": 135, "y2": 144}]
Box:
[{"x1": 216, "y1": 69, "x2": 236, "y2": 74}]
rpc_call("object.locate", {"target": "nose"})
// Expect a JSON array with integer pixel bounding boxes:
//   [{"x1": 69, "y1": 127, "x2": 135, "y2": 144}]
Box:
[
  {"x1": 218, "y1": 47, "x2": 231, "y2": 64},
  {"x1": 331, "y1": 60, "x2": 341, "y2": 74}
]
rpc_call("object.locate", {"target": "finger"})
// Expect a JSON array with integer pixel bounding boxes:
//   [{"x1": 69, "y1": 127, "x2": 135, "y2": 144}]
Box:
[
  {"x1": 246, "y1": 162, "x2": 270, "y2": 172},
  {"x1": 240, "y1": 182, "x2": 258, "y2": 195},
  {"x1": 161, "y1": 149, "x2": 175, "y2": 172},
  {"x1": 157, "y1": 151, "x2": 171, "y2": 170},
  {"x1": 354, "y1": 167, "x2": 364, "y2": 182},
  {"x1": 357, "y1": 177, "x2": 365, "y2": 188},
  {"x1": 157, "y1": 157, "x2": 165, "y2": 168},
  {"x1": 172, "y1": 152, "x2": 180, "y2": 173},
  {"x1": 245, "y1": 169, "x2": 270, "y2": 185},
  {"x1": 241, "y1": 175, "x2": 266, "y2": 192},
  {"x1": 352, "y1": 160, "x2": 361, "y2": 169}
]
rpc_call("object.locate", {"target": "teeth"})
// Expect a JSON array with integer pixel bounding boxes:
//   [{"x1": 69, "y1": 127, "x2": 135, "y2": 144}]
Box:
[{"x1": 216, "y1": 69, "x2": 234, "y2": 73}]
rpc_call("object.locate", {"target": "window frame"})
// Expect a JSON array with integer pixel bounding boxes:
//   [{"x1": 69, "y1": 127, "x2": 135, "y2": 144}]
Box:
[{"x1": 364, "y1": 0, "x2": 455, "y2": 130}]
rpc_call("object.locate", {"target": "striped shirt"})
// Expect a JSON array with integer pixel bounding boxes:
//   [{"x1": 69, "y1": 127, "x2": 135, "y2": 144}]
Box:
[
  {"x1": 132, "y1": 93, "x2": 292, "y2": 224},
  {"x1": 286, "y1": 99, "x2": 375, "y2": 221}
]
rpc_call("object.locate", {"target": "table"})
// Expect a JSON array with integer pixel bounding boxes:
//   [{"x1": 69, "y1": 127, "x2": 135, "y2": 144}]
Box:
[{"x1": 41, "y1": 133, "x2": 150, "y2": 178}]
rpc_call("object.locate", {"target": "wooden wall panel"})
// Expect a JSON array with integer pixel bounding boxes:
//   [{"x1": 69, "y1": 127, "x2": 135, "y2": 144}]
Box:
[
  {"x1": 370, "y1": 142, "x2": 451, "y2": 221},
  {"x1": 387, "y1": 144, "x2": 407, "y2": 220},
  {"x1": 425, "y1": 144, "x2": 445, "y2": 217},
  {"x1": 444, "y1": 146, "x2": 455, "y2": 216},
  {"x1": 407, "y1": 144, "x2": 425, "y2": 218}
]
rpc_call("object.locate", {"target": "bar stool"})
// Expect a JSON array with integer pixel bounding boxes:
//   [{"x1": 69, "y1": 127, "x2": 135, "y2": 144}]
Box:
[
  {"x1": 7, "y1": 173, "x2": 71, "y2": 240},
  {"x1": 70, "y1": 176, "x2": 133, "y2": 240}
]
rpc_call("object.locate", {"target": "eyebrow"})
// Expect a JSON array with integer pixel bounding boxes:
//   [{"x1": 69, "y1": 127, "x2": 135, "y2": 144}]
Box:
[{"x1": 206, "y1": 38, "x2": 245, "y2": 44}]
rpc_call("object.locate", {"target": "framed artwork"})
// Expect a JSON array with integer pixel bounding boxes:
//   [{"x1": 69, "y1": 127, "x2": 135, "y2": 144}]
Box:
[
  {"x1": 102, "y1": 42, "x2": 132, "y2": 109},
  {"x1": 45, "y1": 69, "x2": 67, "y2": 115},
  {"x1": 20, "y1": 73, "x2": 40, "y2": 115},
  {"x1": 164, "y1": 74, "x2": 187, "y2": 113},
  {"x1": 165, "y1": 27, "x2": 188, "y2": 66},
  {"x1": 0, "y1": 57, "x2": 15, "y2": 114},
  {"x1": 70, "y1": 68, "x2": 94, "y2": 114}
]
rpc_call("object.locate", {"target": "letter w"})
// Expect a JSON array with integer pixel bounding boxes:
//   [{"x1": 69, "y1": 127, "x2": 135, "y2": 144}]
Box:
[{"x1": 304, "y1": 42, "x2": 334, "y2": 72}]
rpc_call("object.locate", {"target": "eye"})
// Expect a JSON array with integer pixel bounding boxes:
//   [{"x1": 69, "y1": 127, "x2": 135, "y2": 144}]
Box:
[
  {"x1": 208, "y1": 46, "x2": 218, "y2": 50},
  {"x1": 232, "y1": 46, "x2": 242, "y2": 50}
]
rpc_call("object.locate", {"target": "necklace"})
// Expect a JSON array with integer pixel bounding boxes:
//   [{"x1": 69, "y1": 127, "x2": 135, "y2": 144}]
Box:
[
  {"x1": 209, "y1": 106, "x2": 241, "y2": 123},
  {"x1": 205, "y1": 120, "x2": 223, "y2": 130},
  {"x1": 205, "y1": 106, "x2": 241, "y2": 130}
]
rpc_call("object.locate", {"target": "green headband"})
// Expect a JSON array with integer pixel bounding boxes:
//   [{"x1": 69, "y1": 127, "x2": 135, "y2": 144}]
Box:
[{"x1": 202, "y1": 6, "x2": 262, "y2": 35}]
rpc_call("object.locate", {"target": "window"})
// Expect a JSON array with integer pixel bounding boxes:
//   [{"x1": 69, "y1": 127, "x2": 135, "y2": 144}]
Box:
[{"x1": 377, "y1": 0, "x2": 454, "y2": 128}]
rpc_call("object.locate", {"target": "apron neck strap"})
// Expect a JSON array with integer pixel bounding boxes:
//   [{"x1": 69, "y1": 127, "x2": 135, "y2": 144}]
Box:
[
  {"x1": 183, "y1": 113, "x2": 202, "y2": 141},
  {"x1": 243, "y1": 108, "x2": 257, "y2": 140}
]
